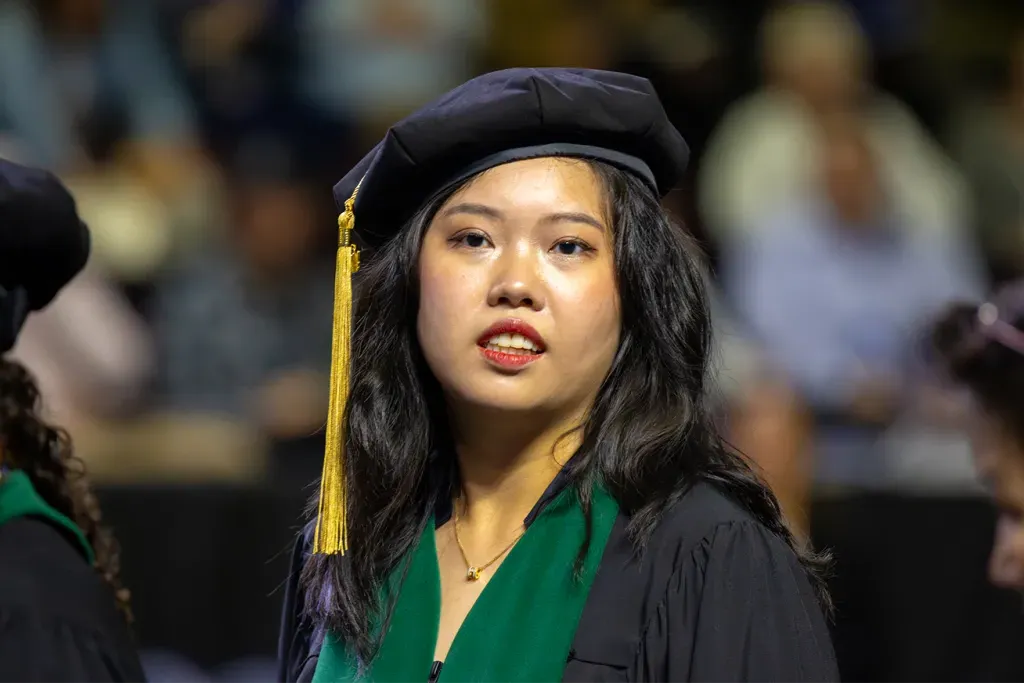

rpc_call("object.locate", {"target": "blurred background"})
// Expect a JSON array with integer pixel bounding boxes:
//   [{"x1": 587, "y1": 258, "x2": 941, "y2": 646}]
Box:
[{"x1": 3, "y1": 0, "x2": 1024, "y2": 680}]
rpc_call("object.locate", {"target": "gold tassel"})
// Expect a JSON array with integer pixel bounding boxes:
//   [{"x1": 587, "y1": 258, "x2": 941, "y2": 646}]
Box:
[{"x1": 313, "y1": 178, "x2": 363, "y2": 555}]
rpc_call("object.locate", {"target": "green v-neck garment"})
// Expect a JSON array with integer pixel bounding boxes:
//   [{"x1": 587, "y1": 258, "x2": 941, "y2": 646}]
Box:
[
  {"x1": 313, "y1": 486, "x2": 619, "y2": 682},
  {"x1": 0, "y1": 469, "x2": 94, "y2": 564}
]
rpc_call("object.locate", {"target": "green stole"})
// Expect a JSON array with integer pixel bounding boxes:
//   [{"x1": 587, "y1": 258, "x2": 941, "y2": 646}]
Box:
[
  {"x1": 0, "y1": 469, "x2": 95, "y2": 563},
  {"x1": 314, "y1": 486, "x2": 618, "y2": 682}
]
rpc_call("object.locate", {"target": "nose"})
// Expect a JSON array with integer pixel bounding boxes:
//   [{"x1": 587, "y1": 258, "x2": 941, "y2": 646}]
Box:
[{"x1": 485, "y1": 240, "x2": 545, "y2": 311}]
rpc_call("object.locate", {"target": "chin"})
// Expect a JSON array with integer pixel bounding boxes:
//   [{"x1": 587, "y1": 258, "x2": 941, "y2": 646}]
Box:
[
  {"x1": 444, "y1": 377, "x2": 557, "y2": 415},
  {"x1": 459, "y1": 387, "x2": 550, "y2": 414}
]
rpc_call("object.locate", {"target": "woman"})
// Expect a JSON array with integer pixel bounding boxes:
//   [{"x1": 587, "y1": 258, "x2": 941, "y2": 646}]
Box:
[
  {"x1": 0, "y1": 158, "x2": 145, "y2": 681},
  {"x1": 278, "y1": 68, "x2": 837, "y2": 682},
  {"x1": 932, "y1": 281, "x2": 1024, "y2": 590}
]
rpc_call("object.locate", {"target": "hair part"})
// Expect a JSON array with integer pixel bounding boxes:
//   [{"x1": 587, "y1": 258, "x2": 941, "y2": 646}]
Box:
[{"x1": 302, "y1": 159, "x2": 831, "y2": 665}]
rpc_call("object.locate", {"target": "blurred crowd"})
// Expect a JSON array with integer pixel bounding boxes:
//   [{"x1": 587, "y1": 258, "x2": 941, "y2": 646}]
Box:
[{"x1": 4, "y1": 0, "x2": 1024, "y2": 679}]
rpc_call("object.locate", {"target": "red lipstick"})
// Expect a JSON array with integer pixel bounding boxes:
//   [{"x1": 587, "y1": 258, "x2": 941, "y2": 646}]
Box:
[{"x1": 476, "y1": 319, "x2": 546, "y2": 369}]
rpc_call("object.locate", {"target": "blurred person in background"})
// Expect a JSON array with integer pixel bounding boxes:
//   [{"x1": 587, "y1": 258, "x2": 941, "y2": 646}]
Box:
[
  {"x1": 952, "y1": 27, "x2": 1024, "y2": 284},
  {"x1": 709, "y1": 290, "x2": 816, "y2": 542},
  {"x1": 482, "y1": 0, "x2": 624, "y2": 73},
  {"x1": 724, "y1": 111, "x2": 995, "y2": 680},
  {"x1": 149, "y1": 130, "x2": 334, "y2": 484},
  {"x1": 0, "y1": 0, "x2": 215, "y2": 280},
  {"x1": 0, "y1": 158, "x2": 144, "y2": 681},
  {"x1": 699, "y1": 0, "x2": 969, "y2": 251},
  {"x1": 932, "y1": 281, "x2": 1024, "y2": 593},
  {"x1": 725, "y1": 111, "x2": 983, "y2": 487},
  {"x1": 0, "y1": 0, "x2": 203, "y2": 192},
  {"x1": 294, "y1": 0, "x2": 486, "y2": 145}
]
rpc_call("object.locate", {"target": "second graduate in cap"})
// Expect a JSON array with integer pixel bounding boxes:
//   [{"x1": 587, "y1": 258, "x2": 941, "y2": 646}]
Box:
[{"x1": 279, "y1": 68, "x2": 838, "y2": 682}]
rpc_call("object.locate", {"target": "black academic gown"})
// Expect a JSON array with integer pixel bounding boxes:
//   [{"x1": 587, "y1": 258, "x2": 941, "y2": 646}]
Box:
[
  {"x1": 278, "y1": 481, "x2": 838, "y2": 682},
  {"x1": 0, "y1": 517, "x2": 146, "y2": 682}
]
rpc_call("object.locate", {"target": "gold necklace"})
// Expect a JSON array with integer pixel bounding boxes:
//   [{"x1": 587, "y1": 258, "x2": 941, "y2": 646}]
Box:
[{"x1": 452, "y1": 501, "x2": 526, "y2": 581}]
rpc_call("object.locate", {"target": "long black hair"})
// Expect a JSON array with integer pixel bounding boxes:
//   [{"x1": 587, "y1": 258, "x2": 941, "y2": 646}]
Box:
[{"x1": 302, "y1": 160, "x2": 831, "y2": 662}]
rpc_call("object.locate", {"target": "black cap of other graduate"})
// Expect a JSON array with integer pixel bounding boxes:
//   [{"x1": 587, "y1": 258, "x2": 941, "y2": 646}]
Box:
[
  {"x1": 314, "y1": 67, "x2": 690, "y2": 555},
  {"x1": 0, "y1": 159, "x2": 90, "y2": 352}
]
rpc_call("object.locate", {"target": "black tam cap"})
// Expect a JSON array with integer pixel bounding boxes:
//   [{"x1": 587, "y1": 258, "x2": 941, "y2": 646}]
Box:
[
  {"x1": 0, "y1": 159, "x2": 90, "y2": 350},
  {"x1": 333, "y1": 67, "x2": 690, "y2": 248},
  {"x1": 314, "y1": 68, "x2": 689, "y2": 556}
]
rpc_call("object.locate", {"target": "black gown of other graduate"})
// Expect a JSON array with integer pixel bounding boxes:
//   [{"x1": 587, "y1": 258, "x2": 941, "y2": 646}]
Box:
[
  {"x1": 0, "y1": 516, "x2": 145, "y2": 682},
  {"x1": 278, "y1": 479, "x2": 838, "y2": 682}
]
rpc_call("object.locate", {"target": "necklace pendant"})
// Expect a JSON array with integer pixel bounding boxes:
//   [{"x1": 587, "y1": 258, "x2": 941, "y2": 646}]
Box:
[{"x1": 466, "y1": 566, "x2": 481, "y2": 581}]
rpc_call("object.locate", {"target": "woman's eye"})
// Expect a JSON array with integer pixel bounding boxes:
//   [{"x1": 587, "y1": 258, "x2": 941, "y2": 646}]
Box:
[
  {"x1": 552, "y1": 239, "x2": 592, "y2": 256},
  {"x1": 450, "y1": 231, "x2": 490, "y2": 249}
]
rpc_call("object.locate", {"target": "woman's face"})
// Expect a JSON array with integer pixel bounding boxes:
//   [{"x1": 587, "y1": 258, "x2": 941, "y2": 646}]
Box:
[
  {"x1": 417, "y1": 157, "x2": 620, "y2": 419},
  {"x1": 970, "y1": 412, "x2": 1024, "y2": 590}
]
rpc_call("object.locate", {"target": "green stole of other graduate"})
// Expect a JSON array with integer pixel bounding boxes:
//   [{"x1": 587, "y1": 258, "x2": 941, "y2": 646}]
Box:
[
  {"x1": 0, "y1": 469, "x2": 95, "y2": 563},
  {"x1": 313, "y1": 486, "x2": 619, "y2": 682}
]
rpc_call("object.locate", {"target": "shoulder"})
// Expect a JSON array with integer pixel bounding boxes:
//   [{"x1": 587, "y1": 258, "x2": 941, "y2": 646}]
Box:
[
  {"x1": 0, "y1": 518, "x2": 143, "y2": 679},
  {"x1": 572, "y1": 482, "x2": 836, "y2": 678},
  {"x1": 0, "y1": 516, "x2": 98, "y2": 611},
  {"x1": 593, "y1": 480, "x2": 810, "y2": 618},
  {"x1": 0, "y1": 517, "x2": 119, "y2": 629},
  {"x1": 643, "y1": 481, "x2": 794, "y2": 573}
]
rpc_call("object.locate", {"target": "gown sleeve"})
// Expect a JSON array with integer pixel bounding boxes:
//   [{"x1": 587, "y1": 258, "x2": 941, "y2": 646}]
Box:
[
  {"x1": 277, "y1": 527, "x2": 319, "y2": 683},
  {"x1": 643, "y1": 520, "x2": 839, "y2": 682}
]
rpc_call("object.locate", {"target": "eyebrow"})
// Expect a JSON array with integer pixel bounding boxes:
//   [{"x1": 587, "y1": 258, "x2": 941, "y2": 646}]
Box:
[
  {"x1": 440, "y1": 203, "x2": 606, "y2": 231},
  {"x1": 544, "y1": 211, "x2": 606, "y2": 232},
  {"x1": 439, "y1": 202, "x2": 503, "y2": 221}
]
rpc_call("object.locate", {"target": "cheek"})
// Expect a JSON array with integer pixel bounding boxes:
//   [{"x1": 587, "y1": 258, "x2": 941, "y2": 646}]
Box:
[
  {"x1": 548, "y1": 267, "x2": 620, "y2": 355},
  {"x1": 416, "y1": 257, "x2": 481, "y2": 360}
]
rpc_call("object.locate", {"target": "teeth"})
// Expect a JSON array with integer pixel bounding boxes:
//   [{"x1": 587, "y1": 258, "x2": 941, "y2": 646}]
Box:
[
  {"x1": 484, "y1": 333, "x2": 541, "y2": 354},
  {"x1": 486, "y1": 343, "x2": 535, "y2": 355}
]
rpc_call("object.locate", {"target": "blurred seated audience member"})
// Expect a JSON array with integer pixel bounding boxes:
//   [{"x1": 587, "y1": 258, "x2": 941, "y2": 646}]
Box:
[
  {"x1": 0, "y1": 0, "x2": 216, "y2": 264},
  {"x1": 0, "y1": 158, "x2": 144, "y2": 681},
  {"x1": 699, "y1": 0, "x2": 969, "y2": 249},
  {"x1": 725, "y1": 111, "x2": 983, "y2": 489},
  {"x1": 725, "y1": 109, "x2": 1001, "y2": 682},
  {"x1": 951, "y1": 29, "x2": 1024, "y2": 284},
  {"x1": 0, "y1": 0, "x2": 201, "y2": 179},
  {"x1": 726, "y1": 375, "x2": 815, "y2": 543},
  {"x1": 8, "y1": 264, "x2": 154, "y2": 430},
  {"x1": 167, "y1": 1, "x2": 319, "y2": 169},
  {"x1": 294, "y1": 0, "x2": 486, "y2": 139},
  {"x1": 710, "y1": 290, "x2": 814, "y2": 541},
  {"x1": 150, "y1": 133, "x2": 334, "y2": 472},
  {"x1": 933, "y1": 281, "x2": 1024, "y2": 592},
  {"x1": 483, "y1": 0, "x2": 623, "y2": 73}
]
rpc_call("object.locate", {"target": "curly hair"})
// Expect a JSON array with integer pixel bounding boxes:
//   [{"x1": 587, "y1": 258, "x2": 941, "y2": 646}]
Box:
[{"x1": 0, "y1": 357, "x2": 132, "y2": 623}]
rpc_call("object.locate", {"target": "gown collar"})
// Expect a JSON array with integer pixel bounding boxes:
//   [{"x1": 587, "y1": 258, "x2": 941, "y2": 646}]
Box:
[{"x1": 0, "y1": 469, "x2": 95, "y2": 563}]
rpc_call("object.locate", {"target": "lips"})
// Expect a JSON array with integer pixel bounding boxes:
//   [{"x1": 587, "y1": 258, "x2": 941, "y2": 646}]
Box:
[
  {"x1": 477, "y1": 319, "x2": 546, "y2": 368},
  {"x1": 477, "y1": 319, "x2": 546, "y2": 353}
]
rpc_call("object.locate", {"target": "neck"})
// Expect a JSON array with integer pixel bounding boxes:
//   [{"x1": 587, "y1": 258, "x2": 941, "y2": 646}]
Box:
[{"x1": 449, "y1": 405, "x2": 583, "y2": 532}]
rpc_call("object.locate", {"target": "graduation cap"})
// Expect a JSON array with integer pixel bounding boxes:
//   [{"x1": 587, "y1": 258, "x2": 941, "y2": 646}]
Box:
[
  {"x1": 0, "y1": 159, "x2": 90, "y2": 352},
  {"x1": 315, "y1": 67, "x2": 690, "y2": 555}
]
